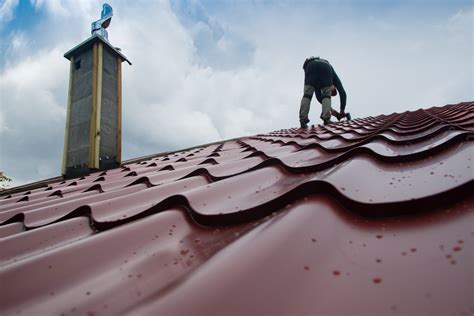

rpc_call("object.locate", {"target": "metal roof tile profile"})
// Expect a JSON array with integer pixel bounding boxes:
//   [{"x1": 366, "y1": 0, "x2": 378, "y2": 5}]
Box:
[{"x1": 1, "y1": 102, "x2": 473, "y2": 316}]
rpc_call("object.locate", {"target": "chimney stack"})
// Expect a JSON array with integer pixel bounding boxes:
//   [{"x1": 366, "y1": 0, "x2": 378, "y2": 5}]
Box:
[{"x1": 62, "y1": 4, "x2": 131, "y2": 179}]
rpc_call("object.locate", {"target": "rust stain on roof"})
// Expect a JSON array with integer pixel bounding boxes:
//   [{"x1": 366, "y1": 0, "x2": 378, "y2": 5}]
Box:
[{"x1": 0, "y1": 102, "x2": 473, "y2": 315}]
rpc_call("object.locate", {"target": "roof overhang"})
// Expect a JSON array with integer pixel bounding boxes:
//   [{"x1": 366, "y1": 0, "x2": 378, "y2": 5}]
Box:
[{"x1": 64, "y1": 34, "x2": 132, "y2": 65}]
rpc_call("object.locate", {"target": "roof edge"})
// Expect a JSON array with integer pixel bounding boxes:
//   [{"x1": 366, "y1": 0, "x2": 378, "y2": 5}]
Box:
[
  {"x1": 64, "y1": 35, "x2": 132, "y2": 65},
  {"x1": 0, "y1": 135, "x2": 250, "y2": 197}
]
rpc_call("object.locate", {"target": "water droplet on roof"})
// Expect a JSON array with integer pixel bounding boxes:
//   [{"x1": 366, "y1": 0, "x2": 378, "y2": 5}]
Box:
[{"x1": 372, "y1": 277, "x2": 382, "y2": 284}]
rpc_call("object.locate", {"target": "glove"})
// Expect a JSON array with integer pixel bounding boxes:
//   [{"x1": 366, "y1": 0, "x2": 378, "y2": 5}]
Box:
[{"x1": 331, "y1": 85, "x2": 337, "y2": 96}]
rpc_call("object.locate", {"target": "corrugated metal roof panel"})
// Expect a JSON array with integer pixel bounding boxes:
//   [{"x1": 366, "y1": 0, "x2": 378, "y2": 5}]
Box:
[{"x1": 0, "y1": 102, "x2": 473, "y2": 315}]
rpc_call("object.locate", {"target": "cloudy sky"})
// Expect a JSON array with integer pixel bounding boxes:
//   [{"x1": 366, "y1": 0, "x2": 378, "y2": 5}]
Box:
[{"x1": 0, "y1": 0, "x2": 472, "y2": 187}]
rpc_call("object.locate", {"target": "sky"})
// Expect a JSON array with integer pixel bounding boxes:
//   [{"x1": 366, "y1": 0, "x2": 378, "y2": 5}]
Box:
[{"x1": 0, "y1": 0, "x2": 472, "y2": 187}]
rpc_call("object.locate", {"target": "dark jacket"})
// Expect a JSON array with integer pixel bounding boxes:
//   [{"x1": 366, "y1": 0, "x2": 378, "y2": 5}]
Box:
[{"x1": 303, "y1": 57, "x2": 347, "y2": 110}]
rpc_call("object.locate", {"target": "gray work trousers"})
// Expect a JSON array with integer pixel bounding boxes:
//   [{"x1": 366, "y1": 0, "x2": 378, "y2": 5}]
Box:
[{"x1": 299, "y1": 85, "x2": 333, "y2": 122}]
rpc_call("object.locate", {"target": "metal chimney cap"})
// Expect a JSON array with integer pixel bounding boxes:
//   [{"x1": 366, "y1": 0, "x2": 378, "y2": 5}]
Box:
[{"x1": 91, "y1": 3, "x2": 114, "y2": 40}]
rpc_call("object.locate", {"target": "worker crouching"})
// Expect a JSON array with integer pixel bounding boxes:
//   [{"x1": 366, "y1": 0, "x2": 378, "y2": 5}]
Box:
[{"x1": 299, "y1": 56, "x2": 349, "y2": 128}]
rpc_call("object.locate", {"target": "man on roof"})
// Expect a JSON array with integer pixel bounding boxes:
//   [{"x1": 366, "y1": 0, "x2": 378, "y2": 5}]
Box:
[{"x1": 299, "y1": 56, "x2": 349, "y2": 128}]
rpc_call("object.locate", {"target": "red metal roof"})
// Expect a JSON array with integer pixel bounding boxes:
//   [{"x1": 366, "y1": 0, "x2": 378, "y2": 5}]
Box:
[{"x1": 1, "y1": 102, "x2": 473, "y2": 315}]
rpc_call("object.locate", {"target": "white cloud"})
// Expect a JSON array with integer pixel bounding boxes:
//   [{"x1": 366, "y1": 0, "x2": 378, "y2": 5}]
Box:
[
  {"x1": 8, "y1": 30, "x2": 28, "y2": 51},
  {"x1": 0, "y1": 46, "x2": 68, "y2": 185},
  {"x1": 31, "y1": 0, "x2": 68, "y2": 16},
  {"x1": 0, "y1": 0, "x2": 473, "y2": 187},
  {"x1": 1, "y1": 31, "x2": 30, "y2": 70},
  {"x1": 446, "y1": 7, "x2": 473, "y2": 31},
  {"x1": 0, "y1": 0, "x2": 19, "y2": 25},
  {"x1": 31, "y1": 0, "x2": 95, "y2": 19},
  {"x1": 0, "y1": 110, "x2": 6, "y2": 133}
]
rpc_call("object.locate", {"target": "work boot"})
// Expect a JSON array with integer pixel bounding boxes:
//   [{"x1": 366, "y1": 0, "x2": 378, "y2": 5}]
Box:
[
  {"x1": 300, "y1": 119, "x2": 309, "y2": 128},
  {"x1": 323, "y1": 119, "x2": 333, "y2": 125}
]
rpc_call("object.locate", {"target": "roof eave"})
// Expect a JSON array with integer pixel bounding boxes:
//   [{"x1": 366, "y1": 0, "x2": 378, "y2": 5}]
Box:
[{"x1": 64, "y1": 34, "x2": 132, "y2": 65}]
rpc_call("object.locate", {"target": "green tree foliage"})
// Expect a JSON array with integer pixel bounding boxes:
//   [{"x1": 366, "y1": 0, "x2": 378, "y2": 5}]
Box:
[{"x1": 0, "y1": 171, "x2": 12, "y2": 190}]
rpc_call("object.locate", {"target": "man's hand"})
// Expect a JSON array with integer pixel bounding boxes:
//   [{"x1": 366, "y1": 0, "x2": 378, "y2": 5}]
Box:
[{"x1": 339, "y1": 109, "x2": 351, "y2": 121}]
